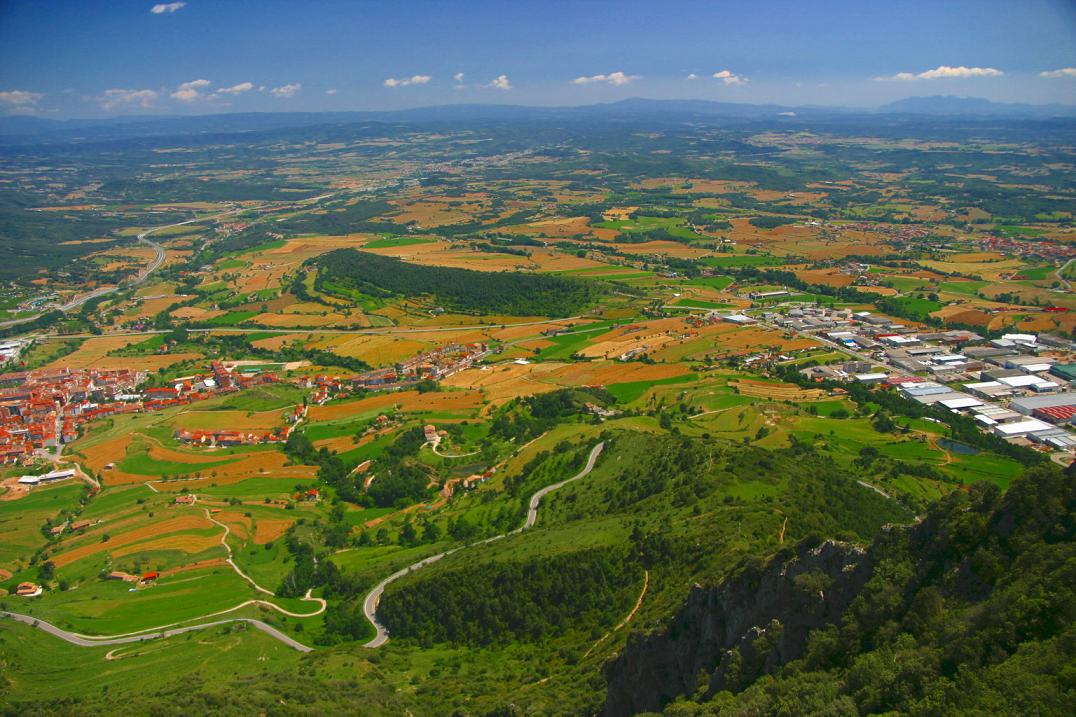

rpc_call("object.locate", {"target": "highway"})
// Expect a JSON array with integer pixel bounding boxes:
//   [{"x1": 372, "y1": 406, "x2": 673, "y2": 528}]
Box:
[
  {"x1": 361, "y1": 441, "x2": 605, "y2": 648},
  {"x1": 2, "y1": 188, "x2": 351, "y2": 331},
  {"x1": 33, "y1": 315, "x2": 593, "y2": 341},
  {"x1": 0, "y1": 207, "x2": 251, "y2": 330}
]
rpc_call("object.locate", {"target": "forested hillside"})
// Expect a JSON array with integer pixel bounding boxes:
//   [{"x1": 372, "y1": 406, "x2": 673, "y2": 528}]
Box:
[
  {"x1": 603, "y1": 465, "x2": 1075, "y2": 716},
  {"x1": 314, "y1": 248, "x2": 604, "y2": 316},
  {"x1": 380, "y1": 548, "x2": 642, "y2": 646}
]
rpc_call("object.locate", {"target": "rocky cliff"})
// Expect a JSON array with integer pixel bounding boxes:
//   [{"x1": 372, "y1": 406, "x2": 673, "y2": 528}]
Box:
[{"x1": 601, "y1": 539, "x2": 872, "y2": 717}]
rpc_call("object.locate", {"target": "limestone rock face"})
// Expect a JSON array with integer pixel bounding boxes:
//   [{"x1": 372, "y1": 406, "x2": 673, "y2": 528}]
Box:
[{"x1": 601, "y1": 540, "x2": 871, "y2": 717}]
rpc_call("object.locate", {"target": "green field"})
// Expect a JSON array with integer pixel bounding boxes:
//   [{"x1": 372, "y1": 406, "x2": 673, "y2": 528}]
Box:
[
  {"x1": 606, "y1": 372, "x2": 698, "y2": 403},
  {"x1": 701, "y1": 254, "x2": 784, "y2": 268},
  {"x1": 364, "y1": 236, "x2": 436, "y2": 249},
  {"x1": 0, "y1": 484, "x2": 84, "y2": 567},
  {"x1": 534, "y1": 321, "x2": 617, "y2": 360},
  {"x1": 683, "y1": 275, "x2": 735, "y2": 290},
  {"x1": 204, "y1": 310, "x2": 260, "y2": 326},
  {"x1": 593, "y1": 215, "x2": 699, "y2": 241}
]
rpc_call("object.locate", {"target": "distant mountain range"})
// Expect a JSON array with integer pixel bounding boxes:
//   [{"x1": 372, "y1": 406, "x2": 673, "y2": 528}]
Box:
[
  {"x1": 878, "y1": 95, "x2": 1076, "y2": 117},
  {"x1": 0, "y1": 96, "x2": 1072, "y2": 144}
]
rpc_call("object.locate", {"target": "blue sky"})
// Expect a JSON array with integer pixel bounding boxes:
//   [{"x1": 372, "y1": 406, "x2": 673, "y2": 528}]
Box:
[{"x1": 1, "y1": 0, "x2": 1074, "y2": 117}]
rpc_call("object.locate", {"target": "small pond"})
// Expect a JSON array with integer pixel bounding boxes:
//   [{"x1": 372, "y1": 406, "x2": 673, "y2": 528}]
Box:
[{"x1": 938, "y1": 438, "x2": 980, "y2": 456}]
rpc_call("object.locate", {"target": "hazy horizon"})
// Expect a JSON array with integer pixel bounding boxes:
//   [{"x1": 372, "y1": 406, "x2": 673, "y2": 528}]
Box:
[{"x1": 2, "y1": 0, "x2": 1075, "y2": 119}]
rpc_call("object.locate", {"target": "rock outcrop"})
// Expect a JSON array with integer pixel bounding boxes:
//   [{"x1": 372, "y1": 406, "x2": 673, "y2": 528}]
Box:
[{"x1": 601, "y1": 540, "x2": 871, "y2": 717}]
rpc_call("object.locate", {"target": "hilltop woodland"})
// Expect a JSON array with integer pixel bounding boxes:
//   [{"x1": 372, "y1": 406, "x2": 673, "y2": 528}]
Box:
[{"x1": 314, "y1": 249, "x2": 605, "y2": 317}]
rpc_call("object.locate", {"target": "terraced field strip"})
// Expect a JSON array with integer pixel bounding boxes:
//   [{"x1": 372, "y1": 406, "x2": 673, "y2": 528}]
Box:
[{"x1": 730, "y1": 379, "x2": 825, "y2": 401}]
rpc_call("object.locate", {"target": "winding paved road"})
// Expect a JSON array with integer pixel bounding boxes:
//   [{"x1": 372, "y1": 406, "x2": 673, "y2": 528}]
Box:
[
  {"x1": 1057, "y1": 258, "x2": 1073, "y2": 292},
  {"x1": 361, "y1": 441, "x2": 605, "y2": 648},
  {"x1": 0, "y1": 505, "x2": 329, "y2": 654},
  {"x1": 0, "y1": 610, "x2": 312, "y2": 652}
]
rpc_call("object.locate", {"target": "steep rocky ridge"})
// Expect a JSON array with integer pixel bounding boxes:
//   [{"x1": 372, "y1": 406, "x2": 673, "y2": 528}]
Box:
[{"x1": 601, "y1": 539, "x2": 872, "y2": 716}]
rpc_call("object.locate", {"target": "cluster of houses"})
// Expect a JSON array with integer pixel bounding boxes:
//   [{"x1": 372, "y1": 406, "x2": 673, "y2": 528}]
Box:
[
  {"x1": 440, "y1": 467, "x2": 497, "y2": 498},
  {"x1": 174, "y1": 425, "x2": 292, "y2": 448},
  {"x1": 848, "y1": 222, "x2": 933, "y2": 247},
  {"x1": 0, "y1": 368, "x2": 145, "y2": 464},
  {"x1": 976, "y1": 235, "x2": 1076, "y2": 264},
  {"x1": 0, "y1": 364, "x2": 280, "y2": 465},
  {"x1": 351, "y1": 343, "x2": 491, "y2": 391}
]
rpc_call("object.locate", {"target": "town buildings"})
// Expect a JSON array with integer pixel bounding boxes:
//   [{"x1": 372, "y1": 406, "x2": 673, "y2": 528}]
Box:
[
  {"x1": 0, "y1": 365, "x2": 277, "y2": 464},
  {"x1": 352, "y1": 343, "x2": 490, "y2": 391}
]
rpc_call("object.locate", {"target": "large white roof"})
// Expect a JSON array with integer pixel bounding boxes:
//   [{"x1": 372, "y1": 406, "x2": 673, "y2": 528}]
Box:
[
  {"x1": 940, "y1": 397, "x2": 983, "y2": 409},
  {"x1": 994, "y1": 418, "x2": 1053, "y2": 435}
]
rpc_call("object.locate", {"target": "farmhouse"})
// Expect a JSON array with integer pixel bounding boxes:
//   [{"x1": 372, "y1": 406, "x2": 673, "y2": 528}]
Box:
[
  {"x1": 15, "y1": 582, "x2": 42, "y2": 597},
  {"x1": 107, "y1": 571, "x2": 139, "y2": 583}
]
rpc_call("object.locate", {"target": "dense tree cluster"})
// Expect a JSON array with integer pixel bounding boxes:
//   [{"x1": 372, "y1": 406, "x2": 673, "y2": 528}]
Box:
[
  {"x1": 748, "y1": 215, "x2": 798, "y2": 229},
  {"x1": 314, "y1": 249, "x2": 604, "y2": 317},
  {"x1": 364, "y1": 427, "x2": 434, "y2": 508},
  {"x1": 379, "y1": 548, "x2": 642, "y2": 647},
  {"x1": 489, "y1": 387, "x2": 615, "y2": 443}
]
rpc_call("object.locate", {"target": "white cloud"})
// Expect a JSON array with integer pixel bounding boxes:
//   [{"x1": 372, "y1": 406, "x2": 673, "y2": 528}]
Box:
[
  {"x1": 1040, "y1": 67, "x2": 1076, "y2": 78},
  {"x1": 686, "y1": 73, "x2": 698, "y2": 80},
  {"x1": 0, "y1": 90, "x2": 44, "y2": 108},
  {"x1": 571, "y1": 71, "x2": 638, "y2": 86},
  {"x1": 150, "y1": 2, "x2": 186, "y2": 14},
  {"x1": 326, "y1": 88, "x2": 338, "y2": 95},
  {"x1": 875, "y1": 65, "x2": 1004, "y2": 81},
  {"x1": 712, "y1": 70, "x2": 747, "y2": 85},
  {"x1": 217, "y1": 81, "x2": 253, "y2": 95},
  {"x1": 171, "y1": 78, "x2": 211, "y2": 102},
  {"x1": 487, "y1": 74, "x2": 512, "y2": 90},
  {"x1": 453, "y1": 72, "x2": 465, "y2": 83},
  {"x1": 383, "y1": 75, "x2": 432, "y2": 88},
  {"x1": 270, "y1": 83, "x2": 301, "y2": 98},
  {"x1": 100, "y1": 88, "x2": 158, "y2": 111}
]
